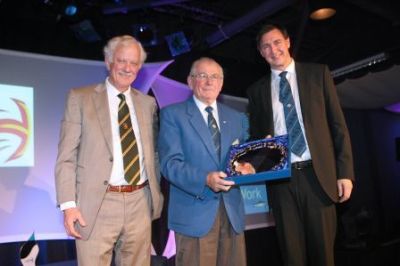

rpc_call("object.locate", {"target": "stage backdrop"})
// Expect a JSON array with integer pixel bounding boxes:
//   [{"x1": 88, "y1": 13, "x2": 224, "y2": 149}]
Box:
[{"x1": 0, "y1": 49, "x2": 272, "y2": 245}]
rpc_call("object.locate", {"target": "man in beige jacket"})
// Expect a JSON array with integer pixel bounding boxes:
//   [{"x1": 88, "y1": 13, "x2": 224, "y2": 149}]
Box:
[{"x1": 55, "y1": 35, "x2": 163, "y2": 266}]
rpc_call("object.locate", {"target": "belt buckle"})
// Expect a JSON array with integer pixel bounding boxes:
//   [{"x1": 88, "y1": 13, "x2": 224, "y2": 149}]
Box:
[
  {"x1": 293, "y1": 160, "x2": 311, "y2": 170},
  {"x1": 294, "y1": 162, "x2": 302, "y2": 170}
]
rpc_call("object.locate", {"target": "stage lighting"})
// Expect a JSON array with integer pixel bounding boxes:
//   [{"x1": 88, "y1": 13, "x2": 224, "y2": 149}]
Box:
[
  {"x1": 385, "y1": 103, "x2": 400, "y2": 114},
  {"x1": 165, "y1": 31, "x2": 190, "y2": 57},
  {"x1": 132, "y1": 24, "x2": 157, "y2": 47},
  {"x1": 331, "y1": 53, "x2": 389, "y2": 78},
  {"x1": 309, "y1": 0, "x2": 336, "y2": 20},
  {"x1": 64, "y1": 1, "x2": 78, "y2": 16}
]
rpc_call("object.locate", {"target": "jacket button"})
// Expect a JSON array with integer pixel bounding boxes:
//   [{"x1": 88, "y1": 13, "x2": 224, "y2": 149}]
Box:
[
  {"x1": 109, "y1": 157, "x2": 113, "y2": 162},
  {"x1": 103, "y1": 180, "x2": 108, "y2": 185}
]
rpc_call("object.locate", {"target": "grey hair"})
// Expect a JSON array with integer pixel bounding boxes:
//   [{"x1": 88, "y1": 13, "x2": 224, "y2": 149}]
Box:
[
  {"x1": 189, "y1": 57, "x2": 224, "y2": 77},
  {"x1": 103, "y1": 35, "x2": 147, "y2": 64}
]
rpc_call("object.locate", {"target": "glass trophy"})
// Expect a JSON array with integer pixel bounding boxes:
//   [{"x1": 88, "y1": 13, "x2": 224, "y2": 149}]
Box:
[{"x1": 226, "y1": 134, "x2": 291, "y2": 185}]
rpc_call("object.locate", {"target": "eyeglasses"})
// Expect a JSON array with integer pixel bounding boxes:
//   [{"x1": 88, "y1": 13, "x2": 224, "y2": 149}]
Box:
[{"x1": 190, "y1": 72, "x2": 223, "y2": 81}]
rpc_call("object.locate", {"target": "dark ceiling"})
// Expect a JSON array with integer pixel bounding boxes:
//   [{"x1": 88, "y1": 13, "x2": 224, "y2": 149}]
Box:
[{"x1": 1, "y1": 0, "x2": 400, "y2": 97}]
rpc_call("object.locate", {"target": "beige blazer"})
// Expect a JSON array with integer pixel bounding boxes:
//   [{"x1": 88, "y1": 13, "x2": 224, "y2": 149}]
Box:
[{"x1": 55, "y1": 83, "x2": 163, "y2": 240}]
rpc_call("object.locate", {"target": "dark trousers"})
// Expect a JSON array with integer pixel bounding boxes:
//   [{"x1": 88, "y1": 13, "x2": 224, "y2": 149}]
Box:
[{"x1": 269, "y1": 166, "x2": 336, "y2": 266}]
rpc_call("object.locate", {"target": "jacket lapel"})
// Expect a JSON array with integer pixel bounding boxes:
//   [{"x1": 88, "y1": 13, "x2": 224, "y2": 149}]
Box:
[
  {"x1": 218, "y1": 104, "x2": 231, "y2": 165},
  {"x1": 295, "y1": 63, "x2": 311, "y2": 129},
  {"x1": 187, "y1": 99, "x2": 220, "y2": 166},
  {"x1": 93, "y1": 84, "x2": 113, "y2": 155},
  {"x1": 261, "y1": 73, "x2": 275, "y2": 133},
  {"x1": 131, "y1": 89, "x2": 144, "y2": 127}
]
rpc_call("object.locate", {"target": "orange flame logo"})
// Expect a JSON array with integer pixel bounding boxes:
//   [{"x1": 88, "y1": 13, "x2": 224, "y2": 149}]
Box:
[{"x1": 0, "y1": 98, "x2": 30, "y2": 162}]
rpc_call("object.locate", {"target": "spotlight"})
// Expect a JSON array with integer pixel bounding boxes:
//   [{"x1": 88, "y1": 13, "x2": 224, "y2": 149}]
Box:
[
  {"x1": 331, "y1": 52, "x2": 389, "y2": 78},
  {"x1": 132, "y1": 24, "x2": 157, "y2": 47},
  {"x1": 64, "y1": 2, "x2": 78, "y2": 16},
  {"x1": 309, "y1": 0, "x2": 336, "y2": 20}
]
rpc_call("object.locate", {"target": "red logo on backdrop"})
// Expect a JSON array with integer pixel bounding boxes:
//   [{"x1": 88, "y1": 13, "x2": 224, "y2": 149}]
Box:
[{"x1": 0, "y1": 98, "x2": 30, "y2": 162}]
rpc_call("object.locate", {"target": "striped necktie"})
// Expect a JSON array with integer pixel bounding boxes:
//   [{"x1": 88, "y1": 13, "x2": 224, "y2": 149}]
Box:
[
  {"x1": 118, "y1": 93, "x2": 140, "y2": 185},
  {"x1": 279, "y1": 71, "x2": 307, "y2": 157},
  {"x1": 205, "y1": 106, "x2": 221, "y2": 157}
]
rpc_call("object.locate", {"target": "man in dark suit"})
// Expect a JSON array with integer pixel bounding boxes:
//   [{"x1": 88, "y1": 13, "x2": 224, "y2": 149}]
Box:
[
  {"x1": 247, "y1": 24, "x2": 354, "y2": 266},
  {"x1": 158, "y1": 57, "x2": 248, "y2": 266},
  {"x1": 55, "y1": 35, "x2": 163, "y2": 265}
]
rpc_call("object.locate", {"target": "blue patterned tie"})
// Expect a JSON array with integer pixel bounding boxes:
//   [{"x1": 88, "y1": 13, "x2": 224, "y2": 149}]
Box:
[
  {"x1": 279, "y1": 71, "x2": 307, "y2": 157},
  {"x1": 205, "y1": 106, "x2": 221, "y2": 157}
]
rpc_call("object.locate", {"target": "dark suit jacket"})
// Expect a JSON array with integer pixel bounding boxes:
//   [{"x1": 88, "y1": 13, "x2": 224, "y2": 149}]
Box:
[{"x1": 247, "y1": 62, "x2": 354, "y2": 202}]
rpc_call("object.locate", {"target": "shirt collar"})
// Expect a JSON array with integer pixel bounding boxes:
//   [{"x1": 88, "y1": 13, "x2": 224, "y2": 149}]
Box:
[
  {"x1": 106, "y1": 77, "x2": 131, "y2": 98},
  {"x1": 192, "y1": 95, "x2": 217, "y2": 112},
  {"x1": 271, "y1": 59, "x2": 295, "y2": 80}
]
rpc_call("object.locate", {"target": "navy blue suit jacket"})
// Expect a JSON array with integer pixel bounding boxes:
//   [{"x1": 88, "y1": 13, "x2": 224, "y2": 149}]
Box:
[{"x1": 158, "y1": 97, "x2": 249, "y2": 237}]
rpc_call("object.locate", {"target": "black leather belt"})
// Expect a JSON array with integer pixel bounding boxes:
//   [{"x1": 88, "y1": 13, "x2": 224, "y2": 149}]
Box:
[{"x1": 291, "y1": 160, "x2": 312, "y2": 170}]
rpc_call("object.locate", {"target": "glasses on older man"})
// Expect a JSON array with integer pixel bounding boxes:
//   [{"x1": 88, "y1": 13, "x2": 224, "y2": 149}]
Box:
[{"x1": 190, "y1": 72, "x2": 224, "y2": 81}]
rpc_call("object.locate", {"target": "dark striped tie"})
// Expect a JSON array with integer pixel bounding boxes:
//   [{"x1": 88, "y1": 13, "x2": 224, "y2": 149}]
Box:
[
  {"x1": 279, "y1": 71, "x2": 307, "y2": 157},
  {"x1": 205, "y1": 106, "x2": 221, "y2": 157},
  {"x1": 118, "y1": 93, "x2": 140, "y2": 185}
]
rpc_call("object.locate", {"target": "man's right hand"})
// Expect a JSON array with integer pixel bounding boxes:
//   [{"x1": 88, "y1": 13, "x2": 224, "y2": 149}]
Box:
[
  {"x1": 206, "y1": 171, "x2": 235, "y2": 192},
  {"x1": 63, "y1": 207, "x2": 86, "y2": 239}
]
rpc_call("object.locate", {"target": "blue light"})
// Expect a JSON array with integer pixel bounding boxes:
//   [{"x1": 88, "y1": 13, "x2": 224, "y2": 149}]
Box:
[{"x1": 65, "y1": 4, "x2": 77, "y2": 16}]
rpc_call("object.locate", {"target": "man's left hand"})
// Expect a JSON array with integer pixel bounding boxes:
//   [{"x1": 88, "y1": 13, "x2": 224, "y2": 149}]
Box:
[{"x1": 337, "y1": 179, "x2": 353, "y2": 203}]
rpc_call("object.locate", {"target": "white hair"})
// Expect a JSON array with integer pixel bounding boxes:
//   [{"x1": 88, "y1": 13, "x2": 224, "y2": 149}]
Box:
[{"x1": 103, "y1": 35, "x2": 147, "y2": 64}]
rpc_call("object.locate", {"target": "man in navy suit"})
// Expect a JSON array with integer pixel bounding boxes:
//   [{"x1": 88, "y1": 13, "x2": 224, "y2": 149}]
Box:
[
  {"x1": 247, "y1": 24, "x2": 355, "y2": 266},
  {"x1": 158, "y1": 57, "x2": 248, "y2": 266}
]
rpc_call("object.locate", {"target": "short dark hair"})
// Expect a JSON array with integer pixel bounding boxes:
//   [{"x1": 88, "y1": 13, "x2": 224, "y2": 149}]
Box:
[{"x1": 256, "y1": 24, "x2": 289, "y2": 49}]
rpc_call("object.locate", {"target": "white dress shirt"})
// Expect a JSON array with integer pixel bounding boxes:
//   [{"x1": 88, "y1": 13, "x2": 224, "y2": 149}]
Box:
[
  {"x1": 270, "y1": 60, "x2": 311, "y2": 162},
  {"x1": 106, "y1": 79, "x2": 148, "y2": 186},
  {"x1": 60, "y1": 79, "x2": 148, "y2": 210},
  {"x1": 193, "y1": 95, "x2": 220, "y2": 129}
]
